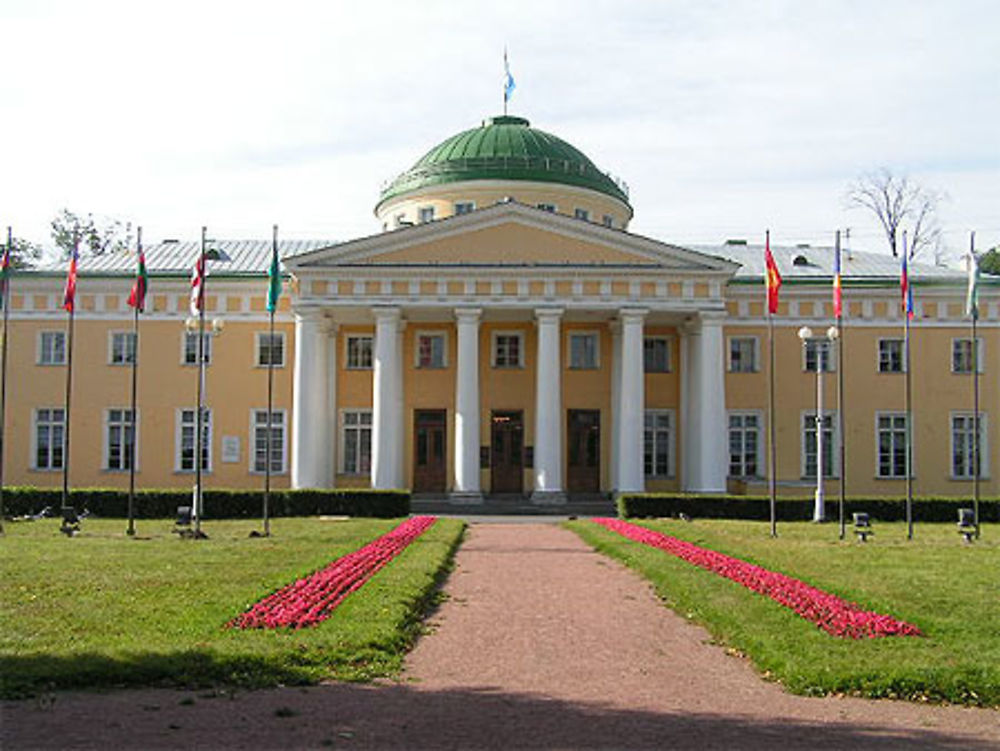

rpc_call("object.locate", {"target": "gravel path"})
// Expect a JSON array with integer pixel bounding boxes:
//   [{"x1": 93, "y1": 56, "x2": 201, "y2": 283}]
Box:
[{"x1": 3, "y1": 522, "x2": 998, "y2": 750}]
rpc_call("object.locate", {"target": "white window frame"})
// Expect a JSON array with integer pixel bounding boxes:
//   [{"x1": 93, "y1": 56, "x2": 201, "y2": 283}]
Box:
[
  {"x1": 567, "y1": 330, "x2": 600, "y2": 370},
  {"x1": 345, "y1": 335, "x2": 374, "y2": 370},
  {"x1": 574, "y1": 208, "x2": 590, "y2": 221},
  {"x1": 877, "y1": 338, "x2": 905, "y2": 373},
  {"x1": 950, "y1": 412, "x2": 989, "y2": 479},
  {"x1": 418, "y1": 206, "x2": 435, "y2": 223},
  {"x1": 728, "y1": 410, "x2": 763, "y2": 478},
  {"x1": 802, "y1": 339, "x2": 835, "y2": 373},
  {"x1": 108, "y1": 331, "x2": 137, "y2": 366},
  {"x1": 250, "y1": 408, "x2": 287, "y2": 474},
  {"x1": 643, "y1": 409, "x2": 676, "y2": 478},
  {"x1": 104, "y1": 408, "x2": 138, "y2": 471},
  {"x1": 800, "y1": 410, "x2": 839, "y2": 479},
  {"x1": 876, "y1": 411, "x2": 909, "y2": 479},
  {"x1": 728, "y1": 336, "x2": 759, "y2": 373},
  {"x1": 175, "y1": 407, "x2": 212, "y2": 472},
  {"x1": 491, "y1": 330, "x2": 525, "y2": 368},
  {"x1": 181, "y1": 331, "x2": 212, "y2": 366},
  {"x1": 414, "y1": 330, "x2": 448, "y2": 369},
  {"x1": 454, "y1": 201, "x2": 475, "y2": 215},
  {"x1": 340, "y1": 409, "x2": 372, "y2": 475},
  {"x1": 643, "y1": 336, "x2": 672, "y2": 373},
  {"x1": 38, "y1": 330, "x2": 66, "y2": 365},
  {"x1": 951, "y1": 337, "x2": 984, "y2": 374},
  {"x1": 32, "y1": 407, "x2": 65, "y2": 471},
  {"x1": 254, "y1": 331, "x2": 286, "y2": 368}
]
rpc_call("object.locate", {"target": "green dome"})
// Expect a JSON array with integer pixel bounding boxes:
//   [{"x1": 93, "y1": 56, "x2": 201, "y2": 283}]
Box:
[{"x1": 376, "y1": 115, "x2": 630, "y2": 210}]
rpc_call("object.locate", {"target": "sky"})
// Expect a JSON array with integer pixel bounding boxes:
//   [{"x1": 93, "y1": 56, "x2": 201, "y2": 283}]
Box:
[{"x1": 1, "y1": 0, "x2": 998, "y2": 264}]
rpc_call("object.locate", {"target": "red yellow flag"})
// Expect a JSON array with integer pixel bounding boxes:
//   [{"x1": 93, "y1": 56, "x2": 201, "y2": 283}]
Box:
[{"x1": 764, "y1": 232, "x2": 782, "y2": 315}]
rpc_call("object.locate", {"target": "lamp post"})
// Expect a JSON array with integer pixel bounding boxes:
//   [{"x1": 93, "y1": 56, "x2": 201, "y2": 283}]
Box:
[{"x1": 798, "y1": 325, "x2": 839, "y2": 522}]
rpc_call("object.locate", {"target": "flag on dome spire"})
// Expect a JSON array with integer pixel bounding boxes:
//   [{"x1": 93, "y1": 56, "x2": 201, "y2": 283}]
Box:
[{"x1": 503, "y1": 47, "x2": 516, "y2": 113}]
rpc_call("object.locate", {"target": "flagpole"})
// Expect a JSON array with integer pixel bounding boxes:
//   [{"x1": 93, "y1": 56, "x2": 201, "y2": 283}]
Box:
[
  {"x1": 194, "y1": 226, "x2": 207, "y2": 537},
  {"x1": 0, "y1": 226, "x2": 11, "y2": 535},
  {"x1": 766, "y1": 230, "x2": 778, "y2": 538},
  {"x1": 970, "y1": 231, "x2": 980, "y2": 539},
  {"x1": 62, "y1": 234, "x2": 79, "y2": 515},
  {"x1": 264, "y1": 225, "x2": 278, "y2": 537},
  {"x1": 902, "y1": 231, "x2": 913, "y2": 540},
  {"x1": 126, "y1": 227, "x2": 142, "y2": 537},
  {"x1": 835, "y1": 230, "x2": 846, "y2": 540}
]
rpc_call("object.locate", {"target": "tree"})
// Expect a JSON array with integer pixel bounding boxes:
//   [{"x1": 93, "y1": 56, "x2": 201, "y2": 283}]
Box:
[
  {"x1": 50, "y1": 209, "x2": 133, "y2": 259},
  {"x1": 846, "y1": 168, "x2": 943, "y2": 259},
  {"x1": 3, "y1": 235, "x2": 43, "y2": 269},
  {"x1": 980, "y1": 247, "x2": 1000, "y2": 276}
]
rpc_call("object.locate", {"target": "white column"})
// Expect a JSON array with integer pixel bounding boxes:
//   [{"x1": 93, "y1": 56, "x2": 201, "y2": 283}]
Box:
[
  {"x1": 682, "y1": 312, "x2": 728, "y2": 492},
  {"x1": 609, "y1": 321, "x2": 622, "y2": 492},
  {"x1": 616, "y1": 308, "x2": 646, "y2": 492},
  {"x1": 325, "y1": 323, "x2": 339, "y2": 488},
  {"x1": 531, "y1": 307, "x2": 565, "y2": 504},
  {"x1": 453, "y1": 307, "x2": 483, "y2": 502},
  {"x1": 371, "y1": 307, "x2": 402, "y2": 489},
  {"x1": 292, "y1": 308, "x2": 329, "y2": 489}
]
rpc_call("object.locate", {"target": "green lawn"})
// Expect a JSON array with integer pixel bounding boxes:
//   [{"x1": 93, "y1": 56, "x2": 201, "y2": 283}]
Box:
[
  {"x1": 569, "y1": 519, "x2": 1000, "y2": 707},
  {"x1": 0, "y1": 516, "x2": 464, "y2": 698}
]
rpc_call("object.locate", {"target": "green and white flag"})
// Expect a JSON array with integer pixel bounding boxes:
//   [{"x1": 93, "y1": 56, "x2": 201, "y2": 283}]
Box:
[
  {"x1": 965, "y1": 251, "x2": 979, "y2": 320},
  {"x1": 266, "y1": 235, "x2": 281, "y2": 313}
]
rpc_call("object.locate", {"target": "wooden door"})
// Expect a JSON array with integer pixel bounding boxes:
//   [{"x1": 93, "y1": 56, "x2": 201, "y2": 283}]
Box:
[
  {"x1": 567, "y1": 409, "x2": 600, "y2": 493},
  {"x1": 490, "y1": 411, "x2": 524, "y2": 494},
  {"x1": 413, "y1": 409, "x2": 446, "y2": 493}
]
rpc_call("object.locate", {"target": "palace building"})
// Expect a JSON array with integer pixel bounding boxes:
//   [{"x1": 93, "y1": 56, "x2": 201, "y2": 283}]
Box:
[{"x1": 6, "y1": 115, "x2": 997, "y2": 502}]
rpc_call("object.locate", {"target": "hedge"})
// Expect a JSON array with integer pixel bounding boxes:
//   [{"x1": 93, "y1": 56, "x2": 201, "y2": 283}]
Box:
[
  {"x1": 616, "y1": 493, "x2": 1000, "y2": 523},
  {"x1": 0, "y1": 487, "x2": 410, "y2": 520}
]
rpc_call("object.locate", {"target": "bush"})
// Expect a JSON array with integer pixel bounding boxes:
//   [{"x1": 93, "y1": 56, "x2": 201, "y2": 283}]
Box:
[
  {"x1": 1, "y1": 487, "x2": 410, "y2": 520},
  {"x1": 616, "y1": 493, "x2": 1000, "y2": 523}
]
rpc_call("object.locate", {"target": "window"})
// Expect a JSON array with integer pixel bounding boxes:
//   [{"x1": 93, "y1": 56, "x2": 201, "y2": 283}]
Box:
[
  {"x1": 803, "y1": 339, "x2": 834, "y2": 372},
  {"x1": 802, "y1": 413, "x2": 837, "y2": 478},
  {"x1": 416, "y1": 333, "x2": 446, "y2": 368},
  {"x1": 952, "y1": 338, "x2": 984, "y2": 373},
  {"x1": 568, "y1": 332, "x2": 598, "y2": 369},
  {"x1": 643, "y1": 337, "x2": 671, "y2": 373},
  {"x1": 729, "y1": 412, "x2": 761, "y2": 478},
  {"x1": 38, "y1": 331, "x2": 66, "y2": 365},
  {"x1": 251, "y1": 409, "x2": 286, "y2": 473},
  {"x1": 346, "y1": 336, "x2": 373, "y2": 369},
  {"x1": 105, "y1": 408, "x2": 136, "y2": 471},
  {"x1": 728, "y1": 337, "x2": 758, "y2": 373},
  {"x1": 110, "y1": 332, "x2": 137, "y2": 365},
  {"x1": 183, "y1": 332, "x2": 212, "y2": 365},
  {"x1": 574, "y1": 208, "x2": 590, "y2": 221},
  {"x1": 877, "y1": 413, "x2": 908, "y2": 478},
  {"x1": 493, "y1": 333, "x2": 523, "y2": 368},
  {"x1": 644, "y1": 410, "x2": 673, "y2": 477},
  {"x1": 537, "y1": 203, "x2": 556, "y2": 213},
  {"x1": 342, "y1": 410, "x2": 372, "y2": 474},
  {"x1": 34, "y1": 408, "x2": 65, "y2": 470},
  {"x1": 951, "y1": 413, "x2": 987, "y2": 479},
  {"x1": 454, "y1": 201, "x2": 475, "y2": 215},
  {"x1": 256, "y1": 332, "x2": 285, "y2": 367},
  {"x1": 177, "y1": 408, "x2": 211, "y2": 472},
  {"x1": 878, "y1": 339, "x2": 904, "y2": 373},
  {"x1": 602, "y1": 214, "x2": 614, "y2": 228},
  {"x1": 418, "y1": 206, "x2": 435, "y2": 223}
]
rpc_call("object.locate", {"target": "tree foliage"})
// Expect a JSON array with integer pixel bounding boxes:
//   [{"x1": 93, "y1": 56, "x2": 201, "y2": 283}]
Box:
[
  {"x1": 50, "y1": 209, "x2": 133, "y2": 259},
  {"x1": 3, "y1": 235, "x2": 43, "y2": 269},
  {"x1": 846, "y1": 168, "x2": 943, "y2": 259},
  {"x1": 980, "y1": 247, "x2": 1000, "y2": 276}
]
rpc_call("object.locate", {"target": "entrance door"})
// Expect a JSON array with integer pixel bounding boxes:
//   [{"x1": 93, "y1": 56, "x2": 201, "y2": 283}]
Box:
[
  {"x1": 491, "y1": 411, "x2": 524, "y2": 494},
  {"x1": 413, "y1": 409, "x2": 446, "y2": 493},
  {"x1": 567, "y1": 409, "x2": 600, "y2": 493}
]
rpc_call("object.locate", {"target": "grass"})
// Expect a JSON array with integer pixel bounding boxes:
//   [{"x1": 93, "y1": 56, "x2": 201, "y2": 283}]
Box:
[
  {"x1": 0, "y1": 516, "x2": 464, "y2": 698},
  {"x1": 568, "y1": 518, "x2": 1000, "y2": 707}
]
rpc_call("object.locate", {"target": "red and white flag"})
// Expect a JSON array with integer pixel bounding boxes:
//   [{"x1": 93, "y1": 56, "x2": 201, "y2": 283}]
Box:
[{"x1": 190, "y1": 255, "x2": 205, "y2": 316}]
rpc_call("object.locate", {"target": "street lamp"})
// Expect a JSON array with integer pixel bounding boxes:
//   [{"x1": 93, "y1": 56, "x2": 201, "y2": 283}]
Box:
[{"x1": 798, "y1": 324, "x2": 839, "y2": 522}]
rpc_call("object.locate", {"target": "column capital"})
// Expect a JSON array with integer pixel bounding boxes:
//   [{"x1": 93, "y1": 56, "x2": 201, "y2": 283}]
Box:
[
  {"x1": 454, "y1": 306, "x2": 483, "y2": 323},
  {"x1": 293, "y1": 306, "x2": 326, "y2": 324},
  {"x1": 372, "y1": 306, "x2": 402, "y2": 324},
  {"x1": 534, "y1": 306, "x2": 564, "y2": 323},
  {"x1": 618, "y1": 307, "x2": 649, "y2": 324}
]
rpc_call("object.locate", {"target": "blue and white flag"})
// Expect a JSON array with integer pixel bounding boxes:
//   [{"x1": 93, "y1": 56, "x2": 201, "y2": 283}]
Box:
[{"x1": 503, "y1": 48, "x2": 516, "y2": 104}]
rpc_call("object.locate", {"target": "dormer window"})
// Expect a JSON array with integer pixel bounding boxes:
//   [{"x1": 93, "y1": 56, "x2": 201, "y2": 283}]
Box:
[
  {"x1": 537, "y1": 203, "x2": 556, "y2": 213},
  {"x1": 602, "y1": 215, "x2": 614, "y2": 228},
  {"x1": 454, "y1": 202, "x2": 475, "y2": 216},
  {"x1": 418, "y1": 206, "x2": 435, "y2": 224},
  {"x1": 574, "y1": 208, "x2": 590, "y2": 221}
]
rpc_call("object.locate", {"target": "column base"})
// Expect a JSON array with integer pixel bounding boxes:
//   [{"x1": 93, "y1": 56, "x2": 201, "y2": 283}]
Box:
[
  {"x1": 448, "y1": 491, "x2": 484, "y2": 505},
  {"x1": 529, "y1": 490, "x2": 568, "y2": 506}
]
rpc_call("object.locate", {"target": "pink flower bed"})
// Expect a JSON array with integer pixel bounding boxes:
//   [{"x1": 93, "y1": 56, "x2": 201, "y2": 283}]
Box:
[
  {"x1": 593, "y1": 518, "x2": 921, "y2": 639},
  {"x1": 230, "y1": 516, "x2": 437, "y2": 630}
]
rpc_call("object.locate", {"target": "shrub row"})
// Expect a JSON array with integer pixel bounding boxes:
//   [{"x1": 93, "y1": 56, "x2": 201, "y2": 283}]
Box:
[
  {"x1": 616, "y1": 493, "x2": 1000, "y2": 523},
  {"x1": 0, "y1": 487, "x2": 410, "y2": 520}
]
